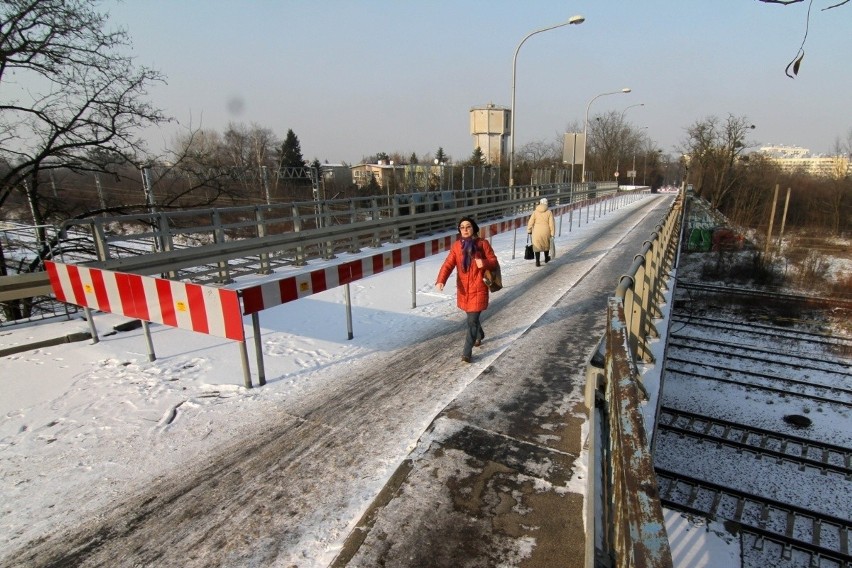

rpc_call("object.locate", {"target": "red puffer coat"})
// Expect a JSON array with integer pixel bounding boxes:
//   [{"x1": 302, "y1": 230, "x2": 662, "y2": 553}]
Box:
[{"x1": 436, "y1": 237, "x2": 498, "y2": 312}]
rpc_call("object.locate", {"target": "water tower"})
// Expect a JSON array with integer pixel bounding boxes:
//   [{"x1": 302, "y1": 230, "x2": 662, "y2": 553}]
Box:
[{"x1": 469, "y1": 103, "x2": 510, "y2": 164}]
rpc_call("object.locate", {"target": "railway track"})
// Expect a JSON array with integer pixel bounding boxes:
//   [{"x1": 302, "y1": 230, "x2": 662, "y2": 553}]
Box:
[
  {"x1": 670, "y1": 313, "x2": 851, "y2": 352},
  {"x1": 655, "y1": 272, "x2": 852, "y2": 567},
  {"x1": 658, "y1": 406, "x2": 851, "y2": 477},
  {"x1": 675, "y1": 281, "x2": 852, "y2": 311},
  {"x1": 657, "y1": 467, "x2": 851, "y2": 568}
]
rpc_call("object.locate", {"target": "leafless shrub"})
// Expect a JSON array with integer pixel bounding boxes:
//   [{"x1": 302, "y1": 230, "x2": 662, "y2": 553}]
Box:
[{"x1": 699, "y1": 250, "x2": 783, "y2": 287}]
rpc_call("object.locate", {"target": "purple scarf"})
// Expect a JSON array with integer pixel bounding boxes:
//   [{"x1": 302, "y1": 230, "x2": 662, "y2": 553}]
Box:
[{"x1": 461, "y1": 237, "x2": 475, "y2": 271}]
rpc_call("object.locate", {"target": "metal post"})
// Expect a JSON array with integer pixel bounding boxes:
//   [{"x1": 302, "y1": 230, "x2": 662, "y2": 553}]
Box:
[
  {"x1": 141, "y1": 167, "x2": 156, "y2": 212},
  {"x1": 261, "y1": 166, "x2": 272, "y2": 205},
  {"x1": 95, "y1": 173, "x2": 106, "y2": 213},
  {"x1": 583, "y1": 89, "x2": 631, "y2": 182},
  {"x1": 252, "y1": 313, "x2": 266, "y2": 386},
  {"x1": 510, "y1": 17, "x2": 586, "y2": 189},
  {"x1": 238, "y1": 340, "x2": 252, "y2": 389},
  {"x1": 777, "y1": 187, "x2": 792, "y2": 247},
  {"x1": 344, "y1": 283, "x2": 354, "y2": 340},
  {"x1": 141, "y1": 320, "x2": 155, "y2": 362},
  {"x1": 764, "y1": 184, "x2": 780, "y2": 256},
  {"x1": 411, "y1": 261, "x2": 417, "y2": 309},
  {"x1": 84, "y1": 307, "x2": 99, "y2": 344},
  {"x1": 558, "y1": 207, "x2": 563, "y2": 236}
]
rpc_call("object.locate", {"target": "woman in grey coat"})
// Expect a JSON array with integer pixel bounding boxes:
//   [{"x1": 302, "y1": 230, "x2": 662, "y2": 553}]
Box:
[{"x1": 526, "y1": 197, "x2": 555, "y2": 266}]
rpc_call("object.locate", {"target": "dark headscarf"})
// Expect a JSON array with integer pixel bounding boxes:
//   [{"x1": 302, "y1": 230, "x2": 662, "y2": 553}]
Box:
[{"x1": 458, "y1": 216, "x2": 480, "y2": 271}]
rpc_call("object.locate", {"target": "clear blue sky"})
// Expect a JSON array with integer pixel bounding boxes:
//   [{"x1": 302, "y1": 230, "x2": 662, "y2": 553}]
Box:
[{"x1": 105, "y1": 0, "x2": 851, "y2": 164}]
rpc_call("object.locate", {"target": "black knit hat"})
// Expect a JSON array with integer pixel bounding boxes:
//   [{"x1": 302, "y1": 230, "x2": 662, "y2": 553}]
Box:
[{"x1": 457, "y1": 216, "x2": 479, "y2": 235}]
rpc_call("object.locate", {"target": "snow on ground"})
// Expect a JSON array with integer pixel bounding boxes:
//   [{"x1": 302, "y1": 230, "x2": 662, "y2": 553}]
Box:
[{"x1": 4, "y1": 194, "x2": 832, "y2": 567}]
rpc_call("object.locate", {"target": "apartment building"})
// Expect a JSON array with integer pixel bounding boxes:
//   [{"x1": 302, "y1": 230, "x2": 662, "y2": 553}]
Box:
[{"x1": 758, "y1": 145, "x2": 849, "y2": 178}]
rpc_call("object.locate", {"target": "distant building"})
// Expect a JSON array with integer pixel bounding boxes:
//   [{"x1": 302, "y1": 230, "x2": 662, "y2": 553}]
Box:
[
  {"x1": 350, "y1": 161, "x2": 447, "y2": 192},
  {"x1": 758, "y1": 145, "x2": 849, "y2": 178},
  {"x1": 350, "y1": 161, "x2": 402, "y2": 190},
  {"x1": 319, "y1": 163, "x2": 352, "y2": 186},
  {"x1": 469, "y1": 103, "x2": 510, "y2": 165}
]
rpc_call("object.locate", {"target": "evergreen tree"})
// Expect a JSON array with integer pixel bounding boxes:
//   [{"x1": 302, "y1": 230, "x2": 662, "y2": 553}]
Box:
[
  {"x1": 279, "y1": 129, "x2": 306, "y2": 168},
  {"x1": 435, "y1": 147, "x2": 447, "y2": 164},
  {"x1": 366, "y1": 175, "x2": 380, "y2": 194},
  {"x1": 469, "y1": 147, "x2": 485, "y2": 166},
  {"x1": 409, "y1": 152, "x2": 419, "y2": 164}
]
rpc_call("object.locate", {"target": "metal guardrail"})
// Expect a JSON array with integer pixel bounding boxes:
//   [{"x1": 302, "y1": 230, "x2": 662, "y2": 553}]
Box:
[
  {"x1": 0, "y1": 223, "x2": 77, "y2": 321},
  {"x1": 585, "y1": 192, "x2": 682, "y2": 568},
  {"x1": 1, "y1": 182, "x2": 616, "y2": 323}
]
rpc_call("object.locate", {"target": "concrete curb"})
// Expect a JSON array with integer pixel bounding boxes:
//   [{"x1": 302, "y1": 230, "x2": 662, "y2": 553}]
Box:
[{"x1": 0, "y1": 331, "x2": 91, "y2": 358}]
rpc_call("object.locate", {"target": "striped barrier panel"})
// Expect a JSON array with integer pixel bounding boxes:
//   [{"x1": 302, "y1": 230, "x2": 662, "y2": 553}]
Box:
[
  {"x1": 45, "y1": 261, "x2": 245, "y2": 341},
  {"x1": 239, "y1": 215, "x2": 533, "y2": 315}
]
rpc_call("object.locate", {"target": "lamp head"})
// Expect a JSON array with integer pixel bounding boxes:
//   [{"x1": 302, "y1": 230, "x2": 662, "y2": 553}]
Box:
[
  {"x1": 568, "y1": 15, "x2": 585, "y2": 25},
  {"x1": 622, "y1": 88, "x2": 632, "y2": 93}
]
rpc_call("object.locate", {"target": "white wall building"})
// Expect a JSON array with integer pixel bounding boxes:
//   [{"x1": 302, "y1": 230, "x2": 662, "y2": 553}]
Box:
[{"x1": 758, "y1": 145, "x2": 849, "y2": 178}]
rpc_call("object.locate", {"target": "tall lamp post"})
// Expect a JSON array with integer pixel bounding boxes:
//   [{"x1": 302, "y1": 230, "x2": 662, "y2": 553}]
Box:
[
  {"x1": 619, "y1": 102, "x2": 644, "y2": 122},
  {"x1": 631, "y1": 126, "x2": 648, "y2": 186},
  {"x1": 616, "y1": 103, "x2": 643, "y2": 185},
  {"x1": 581, "y1": 88, "x2": 631, "y2": 183},
  {"x1": 509, "y1": 15, "x2": 585, "y2": 188}
]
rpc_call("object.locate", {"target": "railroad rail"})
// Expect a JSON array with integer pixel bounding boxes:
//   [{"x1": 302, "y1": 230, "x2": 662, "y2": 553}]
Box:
[
  {"x1": 657, "y1": 467, "x2": 852, "y2": 567},
  {"x1": 656, "y1": 256, "x2": 852, "y2": 568},
  {"x1": 675, "y1": 281, "x2": 852, "y2": 310},
  {"x1": 658, "y1": 406, "x2": 852, "y2": 477},
  {"x1": 663, "y1": 365, "x2": 852, "y2": 407},
  {"x1": 669, "y1": 313, "x2": 852, "y2": 352}
]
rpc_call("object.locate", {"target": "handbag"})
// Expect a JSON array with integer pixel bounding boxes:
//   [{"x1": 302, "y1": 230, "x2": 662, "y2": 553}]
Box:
[
  {"x1": 483, "y1": 263, "x2": 502, "y2": 292},
  {"x1": 549, "y1": 236, "x2": 556, "y2": 259},
  {"x1": 478, "y1": 241, "x2": 503, "y2": 292},
  {"x1": 524, "y1": 234, "x2": 535, "y2": 260}
]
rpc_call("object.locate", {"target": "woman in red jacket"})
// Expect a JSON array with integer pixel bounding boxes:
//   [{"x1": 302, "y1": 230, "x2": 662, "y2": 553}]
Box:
[{"x1": 435, "y1": 216, "x2": 499, "y2": 363}]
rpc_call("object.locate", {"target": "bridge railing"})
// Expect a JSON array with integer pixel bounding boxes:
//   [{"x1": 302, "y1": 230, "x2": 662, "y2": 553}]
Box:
[
  {"x1": 1, "y1": 182, "x2": 615, "y2": 324},
  {"x1": 585, "y1": 192, "x2": 683, "y2": 568}
]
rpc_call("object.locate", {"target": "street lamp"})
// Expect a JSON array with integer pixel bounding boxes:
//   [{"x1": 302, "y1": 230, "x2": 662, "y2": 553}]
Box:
[
  {"x1": 619, "y1": 103, "x2": 644, "y2": 122},
  {"x1": 632, "y1": 126, "x2": 648, "y2": 186},
  {"x1": 509, "y1": 15, "x2": 585, "y2": 188},
  {"x1": 581, "y1": 87, "x2": 631, "y2": 183},
  {"x1": 616, "y1": 103, "x2": 643, "y2": 185}
]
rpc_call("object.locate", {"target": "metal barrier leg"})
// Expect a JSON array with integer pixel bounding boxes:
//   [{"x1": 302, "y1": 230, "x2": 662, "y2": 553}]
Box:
[
  {"x1": 238, "y1": 340, "x2": 252, "y2": 389},
  {"x1": 141, "y1": 320, "x2": 155, "y2": 362},
  {"x1": 84, "y1": 307, "x2": 99, "y2": 344},
  {"x1": 252, "y1": 312, "x2": 266, "y2": 386},
  {"x1": 410, "y1": 261, "x2": 417, "y2": 309},
  {"x1": 344, "y1": 283, "x2": 354, "y2": 340}
]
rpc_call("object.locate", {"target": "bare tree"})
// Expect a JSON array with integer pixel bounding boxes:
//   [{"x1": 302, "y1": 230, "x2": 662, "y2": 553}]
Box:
[
  {"x1": 586, "y1": 111, "x2": 648, "y2": 184},
  {"x1": 0, "y1": 0, "x2": 168, "y2": 228},
  {"x1": 221, "y1": 122, "x2": 281, "y2": 199},
  {"x1": 680, "y1": 115, "x2": 756, "y2": 209},
  {"x1": 823, "y1": 134, "x2": 852, "y2": 235}
]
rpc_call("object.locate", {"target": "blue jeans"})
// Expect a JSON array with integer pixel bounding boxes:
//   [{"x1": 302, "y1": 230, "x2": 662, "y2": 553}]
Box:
[{"x1": 464, "y1": 311, "x2": 484, "y2": 358}]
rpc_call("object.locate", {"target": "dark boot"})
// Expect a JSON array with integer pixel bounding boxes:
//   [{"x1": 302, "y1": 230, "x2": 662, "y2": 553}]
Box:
[
  {"x1": 544, "y1": 251, "x2": 550, "y2": 263},
  {"x1": 535, "y1": 252, "x2": 541, "y2": 267}
]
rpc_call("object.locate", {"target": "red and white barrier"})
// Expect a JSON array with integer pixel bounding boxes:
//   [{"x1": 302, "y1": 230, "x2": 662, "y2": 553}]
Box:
[
  {"x1": 45, "y1": 261, "x2": 244, "y2": 341},
  {"x1": 238, "y1": 215, "x2": 537, "y2": 315},
  {"x1": 240, "y1": 235, "x2": 455, "y2": 314}
]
